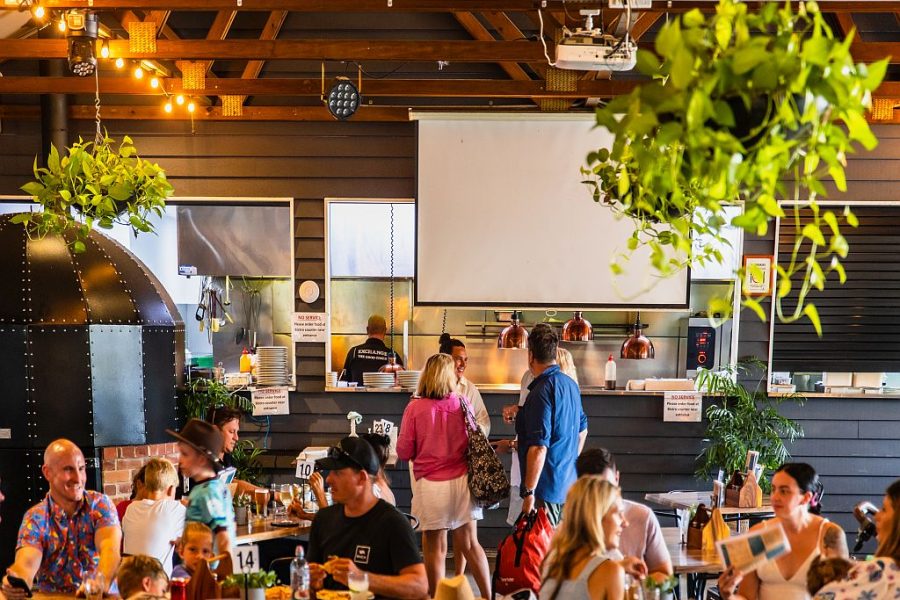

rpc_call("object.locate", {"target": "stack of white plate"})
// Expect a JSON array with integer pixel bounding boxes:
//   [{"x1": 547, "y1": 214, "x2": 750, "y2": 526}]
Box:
[
  {"x1": 256, "y1": 346, "x2": 291, "y2": 386},
  {"x1": 325, "y1": 371, "x2": 338, "y2": 388},
  {"x1": 362, "y1": 372, "x2": 396, "y2": 388},
  {"x1": 397, "y1": 370, "x2": 422, "y2": 392}
]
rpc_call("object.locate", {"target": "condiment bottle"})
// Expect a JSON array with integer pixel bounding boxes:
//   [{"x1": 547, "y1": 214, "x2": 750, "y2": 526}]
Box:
[
  {"x1": 605, "y1": 354, "x2": 617, "y2": 390},
  {"x1": 239, "y1": 347, "x2": 252, "y2": 373}
]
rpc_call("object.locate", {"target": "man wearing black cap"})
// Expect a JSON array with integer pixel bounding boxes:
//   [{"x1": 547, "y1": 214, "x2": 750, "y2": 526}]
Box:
[
  {"x1": 339, "y1": 314, "x2": 404, "y2": 385},
  {"x1": 167, "y1": 419, "x2": 235, "y2": 559},
  {"x1": 308, "y1": 437, "x2": 426, "y2": 599}
]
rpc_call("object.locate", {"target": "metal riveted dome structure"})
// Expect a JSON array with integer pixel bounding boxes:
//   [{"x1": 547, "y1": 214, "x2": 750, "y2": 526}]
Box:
[{"x1": 0, "y1": 213, "x2": 185, "y2": 451}]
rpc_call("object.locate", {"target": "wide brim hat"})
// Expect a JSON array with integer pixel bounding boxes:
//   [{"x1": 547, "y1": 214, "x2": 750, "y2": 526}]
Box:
[{"x1": 167, "y1": 418, "x2": 225, "y2": 471}]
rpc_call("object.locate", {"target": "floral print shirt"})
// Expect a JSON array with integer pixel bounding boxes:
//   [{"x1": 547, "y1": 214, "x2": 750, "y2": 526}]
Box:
[
  {"x1": 16, "y1": 491, "x2": 119, "y2": 593},
  {"x1": 815, "y1": 558, "x2": 900, "y2": 600}
]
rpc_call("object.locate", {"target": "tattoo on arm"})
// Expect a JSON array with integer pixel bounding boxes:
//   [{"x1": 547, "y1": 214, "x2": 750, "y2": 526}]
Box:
[{"x1": 823, "y1": 523, "x2": 850, "y2": 558}]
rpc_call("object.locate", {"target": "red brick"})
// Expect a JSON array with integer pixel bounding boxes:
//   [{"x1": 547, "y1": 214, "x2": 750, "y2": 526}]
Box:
[
  {"x1": 103, "y1": 460, "x2": 116, "y2": 471},
  {"x1": 103, "y1": 485, "x2": 117, "y2": 496},
  {"x1": 134, "y1": 446, "x2": 149, "y2": 457},
  {"x1": 117, "y1": 483, "x2": 133, "y2": 494},
  {"x1": 119, "y1": 446, "x2": 136, "y2": 458},
  {"x1": 103, "y1": 448, "x2": 117, "y2": 460},
  {"x1": 118, "y1": 459, "x2": 144, "y2": 471},
  {"x1": 104, "y1": 470, "x2": 130, "y2": 484}
]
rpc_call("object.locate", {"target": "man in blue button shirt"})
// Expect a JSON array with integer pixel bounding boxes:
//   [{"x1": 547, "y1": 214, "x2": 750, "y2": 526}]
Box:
[{"x1": 515, "y1": 323, "x2": 588, "y2": 526}]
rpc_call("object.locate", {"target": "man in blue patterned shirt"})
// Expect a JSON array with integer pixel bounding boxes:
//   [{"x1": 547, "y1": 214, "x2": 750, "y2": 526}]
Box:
[{"x1": 1, "y1": 439, "x2": 121, "y2": 597}]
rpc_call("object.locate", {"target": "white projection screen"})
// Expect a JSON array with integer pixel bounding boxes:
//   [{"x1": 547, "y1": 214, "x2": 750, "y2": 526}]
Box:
[{"x1": 415, "y1": 115, "x2": 689, "y2": 308}]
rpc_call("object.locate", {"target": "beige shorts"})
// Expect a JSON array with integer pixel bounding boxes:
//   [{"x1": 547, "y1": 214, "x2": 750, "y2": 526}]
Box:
[{"x1": 411, "y1": 473, "x2": 483, "y2": 531}]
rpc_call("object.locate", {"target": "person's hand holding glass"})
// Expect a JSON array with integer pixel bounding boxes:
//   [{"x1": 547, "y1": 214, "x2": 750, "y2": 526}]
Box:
[{"x1": 82, "y1": 572, "x2": 105, "y2": 600}]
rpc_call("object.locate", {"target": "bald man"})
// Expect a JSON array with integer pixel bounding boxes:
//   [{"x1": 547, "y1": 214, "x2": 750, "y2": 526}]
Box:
[
  {"x1": 339, "y1": 314, "x2": 404, "y2": 385},
  {"x1": 1, "y1": 439, "x2": 121, "y2": 598}
]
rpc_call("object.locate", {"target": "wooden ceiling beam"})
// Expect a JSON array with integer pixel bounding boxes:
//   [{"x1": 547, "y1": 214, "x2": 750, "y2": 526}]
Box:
[
  {"x1": 0, "y1": 38, "x2": 553, "y2": 62},
  {"x1": 242, "y1": 10, "x2": 289, "y2": 81},
  {"x1": 851, "y1": 42, "x2": 900, "y2": 63},
  {"x1": 628, "y1": 12, "x2": 662, "y2": 41},
  {"x1": 0, "y1": 103, "x2": 414, "y2": 121},
  {"x1": 480, "y1": 10, "x2": 545, "y2": 77},
  {"x1": 834, "y1": 13, "x2": 861, "y2": 44},
  {"x1": 453, "y1": 12, "x2": 531, "y2": 81},
  {"x1": 0, "y1": 76, "x2": 654, "y2": 98},
  {"x1": 16, "y1": 1, "x2": 900, "y2": 12}
]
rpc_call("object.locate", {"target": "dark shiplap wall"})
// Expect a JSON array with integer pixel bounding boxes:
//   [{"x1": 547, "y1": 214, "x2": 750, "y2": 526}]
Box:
[{"x1": 2, "y1": 118, "x2": 899, "y2": 552}]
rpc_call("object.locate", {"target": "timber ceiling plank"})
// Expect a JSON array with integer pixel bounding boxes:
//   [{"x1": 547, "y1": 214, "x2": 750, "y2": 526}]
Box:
[
  {"x1": 628, "y1": 12, "x2": 661, "y2": 40},
  {"x1": 242, "y1": 10, "x2": 288, "y2": 81},
  {"x1": 834, "y1": 13, "x2": 861, "y2": 44},
  {"x1": 454, "y1": 12, "x2": 531, "y2": 81},
  {"x1": 481, "y1": 10, "x2": 546, "y2": 77},
  {"x1": 20, "y1": 1, "x2": 900, "y2": 12}
]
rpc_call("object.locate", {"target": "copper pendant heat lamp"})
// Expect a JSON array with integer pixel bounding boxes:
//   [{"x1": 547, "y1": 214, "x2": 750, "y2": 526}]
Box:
[
  {"x1": 498, "y1": 311, "x2": 529, "y2": 349},
  {"x1": 621, "y1": 312, "x2": 655, "y2": 359},
  {"x1": 561, "y1": 311, "x2": 593, "y2": 341}
]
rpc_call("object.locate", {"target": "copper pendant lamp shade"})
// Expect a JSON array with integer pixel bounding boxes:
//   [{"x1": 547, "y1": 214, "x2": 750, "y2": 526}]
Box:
[
  {"x1": 621, "y1": 312, "x2": 655, "y2": 359},
  {"x1": 562, "y1": 311, "x2": 593, "y2": 341},
  {"x1": 498, "y1": 311, "x2": 529, "y2": 349}
]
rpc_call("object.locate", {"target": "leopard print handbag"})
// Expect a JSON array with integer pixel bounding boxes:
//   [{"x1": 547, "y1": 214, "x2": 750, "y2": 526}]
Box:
[{"x1": 460, "y1": 396, "x2": 510, "y2": 507}]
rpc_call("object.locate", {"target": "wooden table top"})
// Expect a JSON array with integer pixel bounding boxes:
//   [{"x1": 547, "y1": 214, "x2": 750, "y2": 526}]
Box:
[
  {"x1": 236, "y1": 518, "x2": 311, "y2": 545},
  {"x1": 646, "y1": 491, "x2": 774, "y2": 516},
  {"x1": 663, "y1": 527, "x2": 724, "y2": 575}
]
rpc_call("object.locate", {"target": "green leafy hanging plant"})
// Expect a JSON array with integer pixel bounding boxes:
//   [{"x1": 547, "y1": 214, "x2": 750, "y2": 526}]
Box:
[
  {"x1": 14, "y1": 133, "x2": 173, "y2": 253},
  {"x1": 582, "y1": 0, "x2": 887, "y2": 334}
]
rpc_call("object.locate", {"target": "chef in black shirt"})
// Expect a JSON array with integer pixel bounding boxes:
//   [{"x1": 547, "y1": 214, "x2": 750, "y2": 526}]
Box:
[
  {"x1": 308, "y1": 437, "x2": 426, "y2": 599},
  {"x1": 340, "y1": 315, "x2": 404, "y2": 385}
]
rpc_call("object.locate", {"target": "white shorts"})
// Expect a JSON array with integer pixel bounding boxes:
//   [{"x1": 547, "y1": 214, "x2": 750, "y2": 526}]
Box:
[{"x1": 411, "y1": 473, "x2": 483, "y2": 531}]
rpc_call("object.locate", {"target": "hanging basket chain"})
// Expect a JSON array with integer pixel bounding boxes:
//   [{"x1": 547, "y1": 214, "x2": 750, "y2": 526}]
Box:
[
  {"x1": 389, "y1": 203, "x2": 395, "y2": 356},
  {"x1": 94, "y1": 67, "x2": 102, "y2": 146}
]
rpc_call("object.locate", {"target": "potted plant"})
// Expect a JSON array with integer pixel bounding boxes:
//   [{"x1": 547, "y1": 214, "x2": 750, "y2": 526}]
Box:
[
  {"x1": 694, "y1": 358, "x2": 804, "y2": 492},
  {"x1": 231, "y1": 439, "x2": 265, "y2": 486},
  {"x1": 14, "y1": 134, "x2": 173, "y2": 252},
  {"x1": 582, "y1": 0, "x2": 887, "y2": 334},
  {"x1": 223, "y1": 570, "x2": 277, "y2": 600},
  {"x1": 179, "y1": 377, "x2": 253, "y2": 422},
  {"x1": 234, "y1": 492, "x2": 252, "y2": 526}
]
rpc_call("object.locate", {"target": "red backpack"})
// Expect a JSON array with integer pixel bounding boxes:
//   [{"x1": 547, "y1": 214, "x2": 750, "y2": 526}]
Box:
[{"x1": 492, "y1": 508, "x2": 554, "y2": 596}]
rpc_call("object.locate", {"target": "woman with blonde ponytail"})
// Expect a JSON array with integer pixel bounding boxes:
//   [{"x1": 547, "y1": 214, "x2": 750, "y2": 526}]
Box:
[{"x1": 540, "y1": 477, "x2": 626, "y2": 600}]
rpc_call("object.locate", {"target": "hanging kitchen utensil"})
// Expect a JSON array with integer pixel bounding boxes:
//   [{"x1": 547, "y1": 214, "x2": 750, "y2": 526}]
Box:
[{"x1": 223, "y1": 275, "x2": 232, "y2": 306}]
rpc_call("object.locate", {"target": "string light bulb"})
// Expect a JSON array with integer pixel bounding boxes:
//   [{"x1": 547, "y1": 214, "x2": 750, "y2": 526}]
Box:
[
  {"x1": 175, "y1": 94, "x2": 185, "y2": 106},
  {"x1": 133, "y1": 66, "x2": 144, "y2": 79},
  {"x1": 187, "y1": 101, "x2": 196, "y2": 113},
  {"x1": 115, "y1": 57, "x2": 125, "y2": 69},
  {"x1": 99, "y1": 41, "x2": 109, "y2": 59},
  {"x1": 32, "y1": 4, "x2": 46, "y2": 19},
  {"x1": 164, "y1": 101, "x2": 173, "y2": 113},
  {"x1": 57, "y1": 19, "x2": 66, "y2": 32},
  {"x1": 150, "y1": 76, "x2": 160, "y2": 89}
]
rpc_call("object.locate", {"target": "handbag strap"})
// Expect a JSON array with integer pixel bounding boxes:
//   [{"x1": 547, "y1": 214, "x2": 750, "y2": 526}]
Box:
[{"x1": 459, "y1": 395, "x2": 477, "y2": 433}]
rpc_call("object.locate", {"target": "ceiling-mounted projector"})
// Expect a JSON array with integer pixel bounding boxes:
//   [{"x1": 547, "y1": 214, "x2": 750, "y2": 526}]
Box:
[{"x1": 556, "y1": 35, "x2": 637, "y2": 71}]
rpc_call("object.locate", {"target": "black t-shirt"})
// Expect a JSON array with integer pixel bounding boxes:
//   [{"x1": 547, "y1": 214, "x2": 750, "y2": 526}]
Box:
[
  {"x1": 340, "y1": 338, "x2": 404, "y2": 384},
  {"x1": 307, "y1": 500, "x2": 421, "y2": 588}
]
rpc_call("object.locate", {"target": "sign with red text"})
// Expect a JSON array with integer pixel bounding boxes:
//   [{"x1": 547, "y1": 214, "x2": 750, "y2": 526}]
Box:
[
  {"x1": 252, "y1": 386, "x2": 290, "y2": 416},
  {"x1": 292, "y1": 312, "x2": 328, "y2": 343},
  {"x1": 663, "y1": 391, "x2": 703, "y2": 422}
]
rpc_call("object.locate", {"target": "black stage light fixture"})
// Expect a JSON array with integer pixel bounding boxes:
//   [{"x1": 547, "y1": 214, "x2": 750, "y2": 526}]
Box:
[
  {"x1": 326, "y1": 76, "x2": 360, "y2": 121},
  {"x1": 67, "y1": 10, "x2": 99, "y2": 77}
]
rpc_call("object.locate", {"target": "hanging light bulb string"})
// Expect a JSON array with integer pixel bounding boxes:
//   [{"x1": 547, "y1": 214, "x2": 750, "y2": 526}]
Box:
[
  {"x1": 441, "y1": 309, "x2": 447, "y2": 336},
  {"x1": 93, "y1": 66, "x2": 102, "y2": 146},
  {"x1": 389, "y1": 202, "x2": 395, "y2": 357}
]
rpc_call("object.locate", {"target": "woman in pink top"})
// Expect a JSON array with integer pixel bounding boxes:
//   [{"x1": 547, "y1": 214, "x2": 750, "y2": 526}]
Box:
[{"x1": 397, "y1": 353, "x2": 491, "y2": 599}]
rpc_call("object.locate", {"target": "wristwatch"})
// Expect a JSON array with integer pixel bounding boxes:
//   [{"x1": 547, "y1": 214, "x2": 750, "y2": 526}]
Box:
[{"x1": 519, "y1": 487, "x2": 535, "y2": 499}]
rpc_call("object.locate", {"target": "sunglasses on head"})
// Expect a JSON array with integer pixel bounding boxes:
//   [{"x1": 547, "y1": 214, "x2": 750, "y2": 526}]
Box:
[{"x1": 327, "y1": 445, "x2": 365, "y2": 471}]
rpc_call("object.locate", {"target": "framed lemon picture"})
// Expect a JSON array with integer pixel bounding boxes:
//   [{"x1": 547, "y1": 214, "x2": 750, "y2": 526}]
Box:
[{"x1": 743, "y1": 255, "x2": 774, "y2": 297}]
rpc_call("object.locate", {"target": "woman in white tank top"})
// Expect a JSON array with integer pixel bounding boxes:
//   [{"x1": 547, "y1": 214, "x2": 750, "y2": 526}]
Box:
[{"x1": 718, "y1": 463, "x2": 849, "y2": 600}]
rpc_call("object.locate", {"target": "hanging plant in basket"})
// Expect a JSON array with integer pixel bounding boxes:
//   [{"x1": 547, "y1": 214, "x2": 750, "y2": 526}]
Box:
[
  {"x1": 15, "y1": 133, "x2": 173, "y2": 253},
  {"x1": 582, "y1": 0, "x2": 887, "y2": 334}
]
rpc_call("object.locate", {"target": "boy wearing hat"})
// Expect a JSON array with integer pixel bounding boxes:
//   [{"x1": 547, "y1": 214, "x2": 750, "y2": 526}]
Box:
[
  {"x1": 167, "y1": 419, "x2": 236, "y2": 559},
  {"x1": 308, "y1": 436, "x2": 426, "y2": 599}
]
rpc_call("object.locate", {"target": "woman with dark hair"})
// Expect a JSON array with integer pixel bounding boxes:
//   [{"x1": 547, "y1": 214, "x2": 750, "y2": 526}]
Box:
[
  {"x1": 812, "y1": 479, "x2": 900, "y2": 600},
  {"x1": 360, "y1": 432, "x2": 396, "y2": 506},
  {"x1": 438, "y1": 334, "x2": 489, "y2": 435},
  {"x1": 719, "y1": 463, "x2": 848, "y2": 600}
]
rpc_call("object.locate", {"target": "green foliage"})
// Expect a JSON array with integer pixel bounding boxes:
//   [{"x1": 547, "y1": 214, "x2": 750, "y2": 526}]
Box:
[
  {"x1": 179, "y1": 377, "x2": 253, "y2": 422},
  {"x1": 223, "y1": 571, "x2": 277, "y2": 589},
  {"x1": 231, "y1": 439, "x2": 264, "y2": 486},
  {"x1": 582, "y1": 0, "x2": 887, "y2": 334},
  {"x1": 14, "y1": 133, "x2": 173, "y2": 252},
  {"x1": 234, "y1": 492, "x2": 253, "y2": 508},
  {"x1": 694, "y1": 358, "x2": 805, "y2": 492},
  {"x1": 645, "y1": 576, "x2": 678, "y2": 594}
]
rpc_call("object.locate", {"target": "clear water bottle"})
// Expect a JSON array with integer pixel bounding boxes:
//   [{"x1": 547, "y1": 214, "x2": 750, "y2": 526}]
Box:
[{"x1": 290, "y1": 545, "x2": 310, "y2": 600}]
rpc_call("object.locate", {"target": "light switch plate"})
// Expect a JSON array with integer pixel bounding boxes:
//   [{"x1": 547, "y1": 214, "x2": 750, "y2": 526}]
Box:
[{"x1": 0, "y1": 429, "x2": 11, "y2": 439}]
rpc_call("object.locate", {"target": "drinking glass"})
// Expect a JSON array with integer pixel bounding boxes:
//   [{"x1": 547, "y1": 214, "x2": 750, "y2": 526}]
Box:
[
  {"x1": 83, "y1": 572, "x2": 105, "y2": 600},
  {"x1": 279, "y1": 484, "x2": 294, "y2": 516},
  {"x1": 348, "y1": 571, "x2": 369, "y2": 600},
  {"x1": 254, "y1": 488, "x2": 269, "y2": 518}
]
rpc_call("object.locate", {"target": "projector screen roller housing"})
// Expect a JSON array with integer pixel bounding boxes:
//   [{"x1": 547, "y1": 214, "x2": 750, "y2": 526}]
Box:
[{"x1": 415, "y1": 115, "x2": 690, "y2": 309}]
